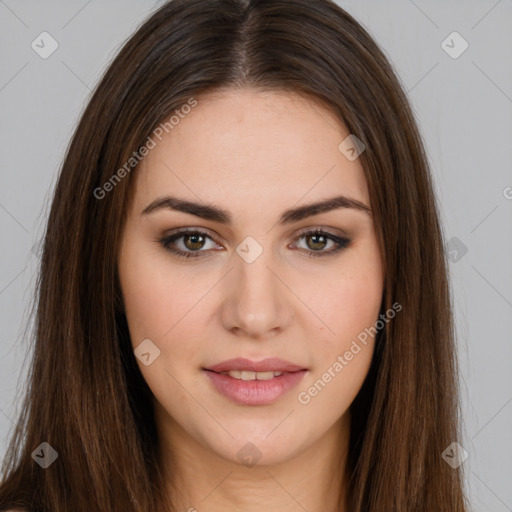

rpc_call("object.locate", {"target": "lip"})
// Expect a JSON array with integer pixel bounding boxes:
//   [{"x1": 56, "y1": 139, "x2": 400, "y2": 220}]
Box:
[
  {"x1": 205, "y1": 357, "x2": 305, "y2": 373},
  {"x1": 204, "y1": 358, "x2": 307, "y2": 406}
]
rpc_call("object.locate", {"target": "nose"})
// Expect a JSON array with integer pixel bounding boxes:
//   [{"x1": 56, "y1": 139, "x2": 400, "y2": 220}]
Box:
[{"x1": 220, "y1": 247, "x2": 294, "y2": 340}]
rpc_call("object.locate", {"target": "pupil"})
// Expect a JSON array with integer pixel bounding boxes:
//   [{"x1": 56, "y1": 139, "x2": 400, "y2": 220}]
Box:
[
  {"x1": 185, "y1": 233, "x2": 204, "y2": 250},
  {"x1": 308, "y1": 234, "x2": 326, "y2": 250}
]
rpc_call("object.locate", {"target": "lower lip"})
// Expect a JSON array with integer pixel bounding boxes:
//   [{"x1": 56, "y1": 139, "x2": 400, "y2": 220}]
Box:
[{"x1": 204, "y1": 370, "x2": 307, "y2": 406}]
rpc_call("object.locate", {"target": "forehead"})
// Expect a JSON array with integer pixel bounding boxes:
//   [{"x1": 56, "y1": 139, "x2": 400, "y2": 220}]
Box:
[{"x1": 132, "y1": 88, "x2": 370, "y2": 216}]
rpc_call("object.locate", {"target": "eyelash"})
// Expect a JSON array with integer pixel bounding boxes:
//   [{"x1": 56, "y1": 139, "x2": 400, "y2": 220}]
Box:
[{"x1": 158, "y1": 228, "x2": 352, "y2": 260}]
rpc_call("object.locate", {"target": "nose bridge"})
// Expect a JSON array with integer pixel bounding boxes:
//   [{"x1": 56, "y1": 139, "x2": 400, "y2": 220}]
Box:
[{"x1": 220, "y1": 238, "x2": 293, "y2": 338}]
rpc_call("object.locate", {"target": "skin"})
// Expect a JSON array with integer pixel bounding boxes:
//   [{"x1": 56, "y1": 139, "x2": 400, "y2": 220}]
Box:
[{"x1": 117, "y1": 88, "x2": 384, "y2": 512}]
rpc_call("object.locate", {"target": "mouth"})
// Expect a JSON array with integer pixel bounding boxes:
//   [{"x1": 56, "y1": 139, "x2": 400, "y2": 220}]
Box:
[
  {"x1": 203, "y1": 358, "x2": 308, "y2": 406},
  {"x1": 205, "y1": 356, "x2": 306, "y2": 374},
  {"x1": 216, "y1": 370, "x2": 287, "y2": 380}
]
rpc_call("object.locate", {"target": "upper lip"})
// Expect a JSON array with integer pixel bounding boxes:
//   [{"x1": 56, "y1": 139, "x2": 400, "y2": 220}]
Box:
[{"x1": 205, "y1": 357, "x2": 306, "y2": 373}]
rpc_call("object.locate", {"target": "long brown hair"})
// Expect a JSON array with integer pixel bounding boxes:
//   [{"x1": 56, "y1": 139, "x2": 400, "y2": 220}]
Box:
[{"x1": 0, "y1": 0, "x2": 468, "y2": 510}]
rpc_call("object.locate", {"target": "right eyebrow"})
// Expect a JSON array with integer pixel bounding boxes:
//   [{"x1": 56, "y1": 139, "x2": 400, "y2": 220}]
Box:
[{"x1": 140, "y1": 194, "x2": 372, "y2": 224}]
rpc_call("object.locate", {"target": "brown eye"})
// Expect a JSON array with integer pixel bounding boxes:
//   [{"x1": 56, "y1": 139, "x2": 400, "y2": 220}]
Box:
[
  {"x1": 305, "y1": 233, "x2": 328, "y2": 251},
  {"x1": 159, "y1": 230, "x2": 221, "y2": 259},
  {"x1": 183, "y1": 233, "x2": 207, "y2": 251},
  {"x1": 293, "y1": 229, "x2": 352, "y2": 258},
  {"x1": 159, "y1": 228, "x2": 351, "y2": 261}
]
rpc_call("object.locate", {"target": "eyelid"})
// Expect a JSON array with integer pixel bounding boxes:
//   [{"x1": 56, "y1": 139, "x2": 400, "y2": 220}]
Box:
[
  {"x1": 294, "y1": 224, "x2": 350, "y2": 239},
  {"x1": 162, "y1": 225, "x2": 349, "y2": 244},
  {"x1": 161, "y1": 226, "x2": 224, "y2": 247},
  {"x1": 158, "y1": 225, "x2": 352, "y2": 259},
  {"x1": 290, "y1": 227, "x2": 352, "y2": 257}
]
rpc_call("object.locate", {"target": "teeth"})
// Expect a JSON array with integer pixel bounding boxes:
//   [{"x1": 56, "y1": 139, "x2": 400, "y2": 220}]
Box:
[
  {"x1": 221, "y1": 370, "x2": 284, "y2": 380},
  {"x1": 254, "y1": 371, "x2": 275, "y2": 380}
]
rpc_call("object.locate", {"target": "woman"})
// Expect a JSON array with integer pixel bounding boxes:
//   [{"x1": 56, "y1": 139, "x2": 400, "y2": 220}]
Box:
[{"x1": 0, "y1": 0, "x2": 468, "y2": 510}]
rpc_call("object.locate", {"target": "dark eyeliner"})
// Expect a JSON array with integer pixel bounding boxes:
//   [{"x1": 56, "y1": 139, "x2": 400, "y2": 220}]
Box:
[
  {"x1": 157, "y1": 228, "x2": 352, "y2": 259},
  {"x1": 297, "y1": 229, "x2": 352, "y2": 258},
  {"x1": 158, "y1": 229, "x2": 214, "y2": 260}
]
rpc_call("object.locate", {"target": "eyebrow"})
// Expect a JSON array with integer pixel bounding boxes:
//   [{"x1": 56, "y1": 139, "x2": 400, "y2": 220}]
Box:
[{"x1": 140, "y1": 194, "x2": 372, "y2": 224}]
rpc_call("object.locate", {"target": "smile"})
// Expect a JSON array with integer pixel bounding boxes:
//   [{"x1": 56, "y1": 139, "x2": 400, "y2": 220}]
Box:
[
  {"x1": 220, "y1": 370, "x2": 284, "y2": 380},
  {"x1": 204, "y1": 370, "x2": 307, "y2": 405}
]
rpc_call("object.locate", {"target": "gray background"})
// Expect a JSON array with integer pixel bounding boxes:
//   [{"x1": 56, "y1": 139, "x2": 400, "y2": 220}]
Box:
[{"x1": 1, "y1": 0, "x2": 511, "y2": 510}]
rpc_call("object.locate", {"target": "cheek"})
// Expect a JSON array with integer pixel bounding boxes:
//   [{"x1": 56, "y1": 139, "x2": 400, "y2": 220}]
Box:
[
  {"x1": 119, "y1": 244, "x2": 218, "y2": 380},
  {"x1": 296, "y1": 275, "x2": 382, "y2": 419},
  {"x1": 295, "y1": 244, "x2": 382, "y2": 412},
  {"x1": 296, "y1": 246, "x2": 383, "y2": 416},
  {"x1": 119, "y1": 258, "x2": 172, "y2": 343},
  {"x1": 118, "y1": 251, "x2": 208, "y2": 412},
  {"x1": 298, "y1": 252, "x2": 383, "y2": 350},
  {"x1": 119, "y1": 239, "x2": 200, "y2": 340},
  {"x1": 306, "y1": 276, "x2": 380, "y2": 395}
]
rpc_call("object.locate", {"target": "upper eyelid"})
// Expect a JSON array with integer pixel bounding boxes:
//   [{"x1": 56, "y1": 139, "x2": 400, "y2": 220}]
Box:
[
  {"x1": 164, "y1": 225, "x2": 345, "y2": 237},
  {"x1": 164, "y1": 227, "x2": 221, "y2": 245},
  {"x1": 163, "y1": 226, "x2": 348, "y2": 248}
]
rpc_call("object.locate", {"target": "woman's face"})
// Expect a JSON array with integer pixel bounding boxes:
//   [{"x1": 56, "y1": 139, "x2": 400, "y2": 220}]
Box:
[{"x1": 118, "y1": 88, "x2": 384, "y2": 467}]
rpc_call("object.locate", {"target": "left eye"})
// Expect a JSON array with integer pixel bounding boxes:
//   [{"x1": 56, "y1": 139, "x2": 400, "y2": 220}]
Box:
[
  {"x1": 290, "y1": 229, "x2": 352, "y2": 258},
  {"x1": 158, "y1": 229, "x2": 351, "y2": 259},
  {"x1": 159, "y1": 230, "x2": 220, "y2": 258}
]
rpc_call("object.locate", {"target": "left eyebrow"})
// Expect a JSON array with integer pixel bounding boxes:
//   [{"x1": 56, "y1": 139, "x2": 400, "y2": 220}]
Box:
[{"x1": 140, "y1": 194, "x2": 372, "y2": 224}]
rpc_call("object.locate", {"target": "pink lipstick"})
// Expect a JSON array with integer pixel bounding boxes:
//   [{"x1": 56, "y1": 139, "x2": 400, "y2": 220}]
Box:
[{"x1": 204, "y1": 357, "x2": 307, "y2": 406}]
